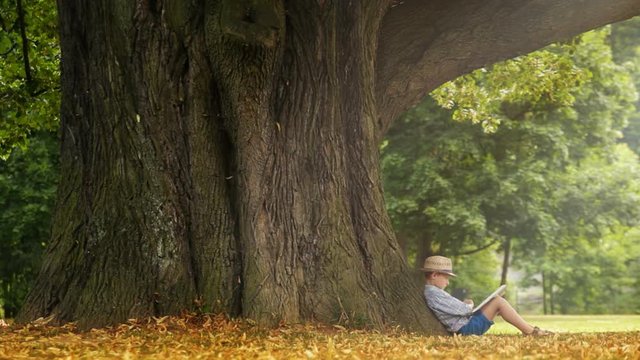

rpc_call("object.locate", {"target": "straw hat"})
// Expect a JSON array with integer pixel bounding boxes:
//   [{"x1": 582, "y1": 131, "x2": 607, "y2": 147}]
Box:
[{"x1": 420, "y1": 255, "x2": 457, "y2": 277}]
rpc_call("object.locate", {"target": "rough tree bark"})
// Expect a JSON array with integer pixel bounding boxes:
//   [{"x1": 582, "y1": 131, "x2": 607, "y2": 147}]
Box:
[{"x1": 18, "y1": 0, "x2": 640, "y2": 331}]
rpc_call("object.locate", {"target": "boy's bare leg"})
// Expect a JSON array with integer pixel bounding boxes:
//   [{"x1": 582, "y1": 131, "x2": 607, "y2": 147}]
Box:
[{"x1": 480, "y1": 296, "x2": 534, "y2": 334}]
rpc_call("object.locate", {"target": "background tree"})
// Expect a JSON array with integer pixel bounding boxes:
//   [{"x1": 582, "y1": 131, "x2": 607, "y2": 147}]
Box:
[
  {"x1": 11, "y1": 1, "x2": 640, "y2": 330},
  {"x1": 383, "y1": 27, "x2": 635, "y2": 256},
  {"x1": 611, "y1": 17, "x2": 640, "y2": 155},
  {"x1": 517, "y1": 145, "x2": 640, "y2": 314},
  {"x1": 382, "y1": 26, "x2": 640, "y2": 310},
  {"x1": 516, "y1": 25, "x2": 640, "y2": 314}
]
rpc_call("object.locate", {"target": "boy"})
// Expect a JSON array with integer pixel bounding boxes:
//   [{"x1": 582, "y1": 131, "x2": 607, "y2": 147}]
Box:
[{"x1": 421, "y1": 255, "x2": 552, "y2": 336}]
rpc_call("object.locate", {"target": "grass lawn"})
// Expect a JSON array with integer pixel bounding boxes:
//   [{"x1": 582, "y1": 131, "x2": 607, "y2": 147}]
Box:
[{"x1": 489, "y1": 314, "x2": 640, "y2": 334}]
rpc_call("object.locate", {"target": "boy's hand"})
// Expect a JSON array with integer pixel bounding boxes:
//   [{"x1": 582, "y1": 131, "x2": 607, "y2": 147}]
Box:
[{"x1": 463, "y1": 299, "x2": 474, "y2": 308}]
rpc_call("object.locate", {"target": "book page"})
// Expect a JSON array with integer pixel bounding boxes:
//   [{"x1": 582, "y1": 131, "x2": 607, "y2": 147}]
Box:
[{"x1": 472, "y1": 284, "x2": 507, "y2": 313}]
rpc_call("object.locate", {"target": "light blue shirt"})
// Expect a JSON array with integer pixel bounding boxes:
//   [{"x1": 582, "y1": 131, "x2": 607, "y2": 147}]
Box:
[{"x1": 424, "y1": 285, "x2": 473, "y2": 332}]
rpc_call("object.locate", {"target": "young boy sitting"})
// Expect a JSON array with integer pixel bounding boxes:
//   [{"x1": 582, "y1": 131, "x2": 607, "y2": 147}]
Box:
[{"x1": 421, "y1": 255, "x2": 552, "y2": 336}]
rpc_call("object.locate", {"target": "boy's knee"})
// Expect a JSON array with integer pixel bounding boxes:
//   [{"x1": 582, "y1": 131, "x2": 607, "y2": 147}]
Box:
[{"x1": 492, "y1": 295, "x2": 507, "y2": 306}]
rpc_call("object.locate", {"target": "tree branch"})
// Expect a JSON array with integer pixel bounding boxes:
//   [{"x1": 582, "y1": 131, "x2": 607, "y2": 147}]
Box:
[
  {"x1": 454, "y1": 238, "x2": 501, "y2": 256},
  {"x1": 375, "y1": 0, "x2": 640, "y2": 137},
  {"x1": 16, "y1": 0, "x2": 33, "y2": 89}
]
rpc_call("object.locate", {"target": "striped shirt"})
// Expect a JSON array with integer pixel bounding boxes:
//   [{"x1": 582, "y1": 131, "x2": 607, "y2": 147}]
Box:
[{"x1": 423, "y1": 285, "x2": 473, "y2": 332}]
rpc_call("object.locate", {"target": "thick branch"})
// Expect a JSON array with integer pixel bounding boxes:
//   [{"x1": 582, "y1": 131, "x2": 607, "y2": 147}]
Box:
[{"x1": 375, "y1": 0, "x2": 640, "y2": 136}]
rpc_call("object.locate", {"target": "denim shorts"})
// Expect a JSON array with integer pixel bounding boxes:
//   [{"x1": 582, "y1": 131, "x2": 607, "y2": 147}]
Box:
[{"x1": 456, "y1": 312, "x2": 494, "y2": 336}]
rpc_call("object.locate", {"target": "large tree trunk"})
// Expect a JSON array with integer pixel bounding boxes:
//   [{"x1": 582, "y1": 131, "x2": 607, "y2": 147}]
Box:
[
  {"x1": 18, "y1": 0, "x2": 438, "y2": 331},
  {"x1": 19, "y1": 0, "x2": 640, "y2": 331}
]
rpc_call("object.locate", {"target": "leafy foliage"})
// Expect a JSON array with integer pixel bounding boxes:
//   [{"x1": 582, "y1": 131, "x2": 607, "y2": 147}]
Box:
[
  {"x1": 0, "y1": 0, "x2": 60, "y2": 158},
  {"x1": 432, "y1": 48, "x2": 590, "y2": 133},
  {"x1": 0, "y1": 314, "x2": 639, "y2": 359},
  {"x1": 611, "y1": 17, "x2": 640, "y2": 156},
  {"x1": 384, "y1": 28, "x2": 636, "y2": 255},
  {"x1": 517, "y1": 147, "x2": 640, "y2": 314},
  {"x1": 0, "y1": 132, "x2": 58, "y2": 317}
]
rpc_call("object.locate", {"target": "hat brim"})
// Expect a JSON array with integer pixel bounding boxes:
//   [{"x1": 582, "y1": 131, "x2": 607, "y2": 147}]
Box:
[{"x1": 420, "y1": 268, "x2": 457, "y2": 277}]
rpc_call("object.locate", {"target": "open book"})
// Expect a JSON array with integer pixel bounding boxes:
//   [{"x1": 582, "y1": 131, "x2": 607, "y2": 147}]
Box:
[{"x1": 472, "y1": 284, "x2": 507, "y2": 312}]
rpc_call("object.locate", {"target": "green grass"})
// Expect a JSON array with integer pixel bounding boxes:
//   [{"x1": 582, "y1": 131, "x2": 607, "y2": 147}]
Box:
[{"x1": 488, "y1": 315, "x2": 640, "y2": 334}]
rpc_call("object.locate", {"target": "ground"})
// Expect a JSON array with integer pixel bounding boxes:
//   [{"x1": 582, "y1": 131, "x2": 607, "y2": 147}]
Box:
[{"x1": 0, "y1": 314, "x2": 639, "y2": 359}]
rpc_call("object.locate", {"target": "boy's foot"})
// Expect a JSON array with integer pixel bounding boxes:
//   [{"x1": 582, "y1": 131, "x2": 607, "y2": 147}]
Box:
[
  {"x1": 527, "y1": 326, "x2": 553, "y2": 336},
  {"x1": 0, "y1": 319, "x2": 8, "y2": 328}
]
